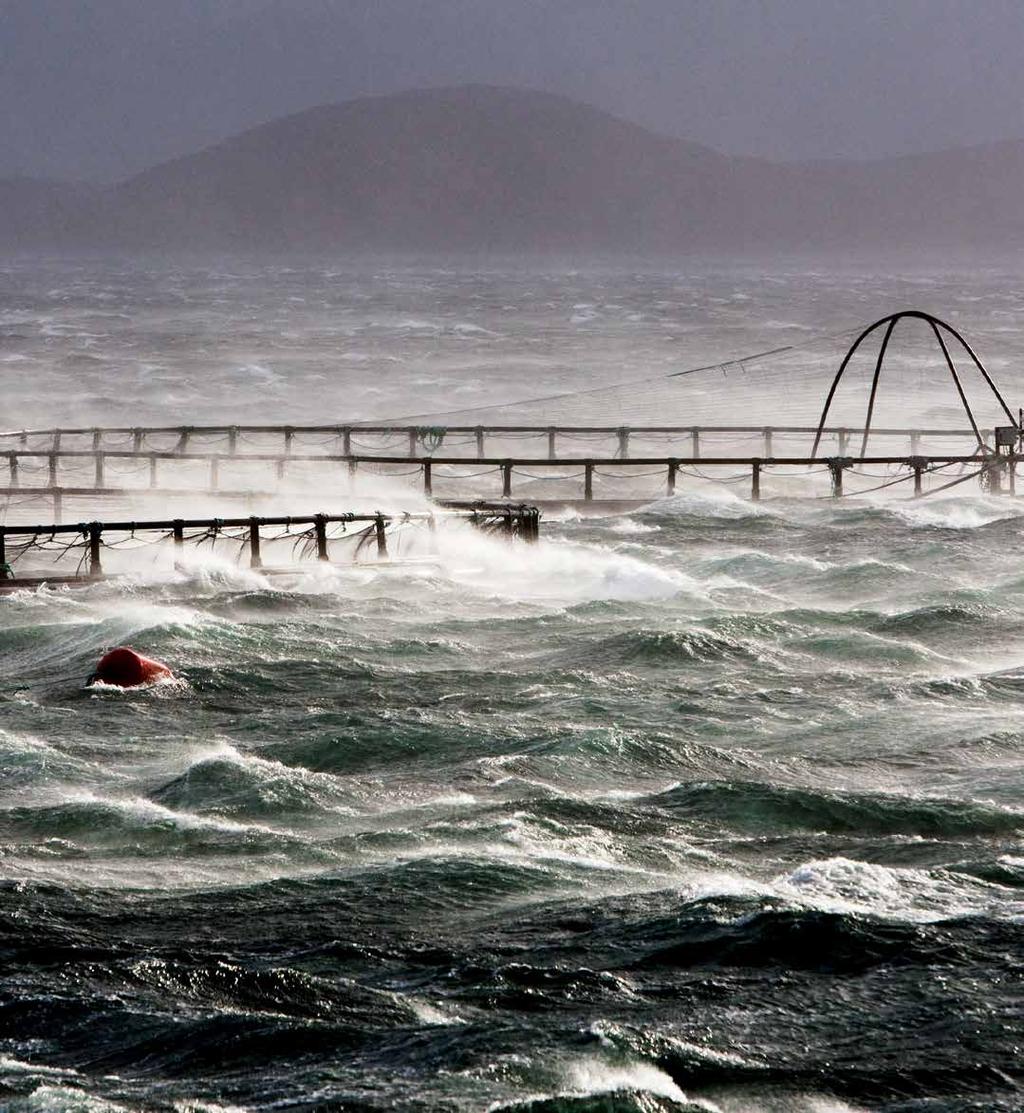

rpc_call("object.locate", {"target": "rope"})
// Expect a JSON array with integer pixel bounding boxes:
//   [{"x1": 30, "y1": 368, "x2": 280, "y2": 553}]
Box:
[
  {"x1": 482, "y1": 431, "x2": 544, "y2": 440},
  {"x1": 418, "y1": 427, "x2": 446, "y2": 452},
  {"x1": 763, "y1": 467, "x2": 831, "y2": 481},
  {"x1": 826, "y1": 458, "x2": 962, "y2": 499},
  {"x1": 919, "y1": 465, "x2": 987, "y2": 498},
  {"x1": 350, "y1": 437, "x2": 407, "y2": 450},
  {"x1": 101, "y1": 534, "x2": 170, "y2": 550},
  {"x1": 365, "y1": 321, "x2": 866, "y2": 426},
  {"x1": 431, "y1": 467, "x2": 502, "y2": 479},
  {"x1": 823, "y1": 470, "x2": 916, "y2": 499},
  {"x1": 594, "y1": 468, "x2": 670, "y2": 479},
  {"x1": 676, "y1": 466, "x2": 760, "y2": 482}
]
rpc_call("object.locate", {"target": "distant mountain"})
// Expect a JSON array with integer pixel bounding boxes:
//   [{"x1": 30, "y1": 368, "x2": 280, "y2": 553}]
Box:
[
  {"x1": 766, "y1": 141, "x2": 1024, "y2": 249},
  {"x1": 0, "y1": 178, "x2": 101, "y2": 248},
  {"x1": 107, "y1": 85, "x2": 740, "y2": 250},
  {"x1": 3, "y1": 85, "x2": 1024, "y2": 252}
]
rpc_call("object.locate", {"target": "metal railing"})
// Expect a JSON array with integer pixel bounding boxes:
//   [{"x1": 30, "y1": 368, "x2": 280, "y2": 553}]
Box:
[{"x1": 0, "y1": 505, "x2": 541, "y2": 584}]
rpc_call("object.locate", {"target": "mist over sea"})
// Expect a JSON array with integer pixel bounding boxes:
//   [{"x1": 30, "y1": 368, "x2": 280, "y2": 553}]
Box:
[{"x1": 2, "y1": 258, "x2": 1024, "y2": 1112}]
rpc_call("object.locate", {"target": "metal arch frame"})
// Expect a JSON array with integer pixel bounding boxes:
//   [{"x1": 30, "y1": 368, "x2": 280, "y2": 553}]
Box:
[{"x1": 810, "y1": 310, "x2": 1017, "y2": 459}]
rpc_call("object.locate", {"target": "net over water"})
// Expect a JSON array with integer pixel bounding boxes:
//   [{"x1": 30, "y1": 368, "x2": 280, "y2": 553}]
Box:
[{"x1": 1, "y1": 261, "x2": 1023, "y2": 1113}]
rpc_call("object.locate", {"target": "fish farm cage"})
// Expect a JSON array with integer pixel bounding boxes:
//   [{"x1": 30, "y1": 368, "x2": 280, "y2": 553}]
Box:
[{"x1": 1, "y1": 310, "x2": 1021, "y2": 518}]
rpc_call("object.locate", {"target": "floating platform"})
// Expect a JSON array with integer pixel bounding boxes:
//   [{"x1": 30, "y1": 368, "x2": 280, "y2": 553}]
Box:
[
  {"x1": 0, "y1": 453, "x2": 1013, "y2": 515},
  {"x1": 0, "y1": 506, "x2": 540, "y2": 591}
]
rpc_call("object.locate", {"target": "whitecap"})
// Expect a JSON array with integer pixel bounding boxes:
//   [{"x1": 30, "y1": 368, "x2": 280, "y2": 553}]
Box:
[
  {"x1": 608, "y1": 517, "x2": 661, "y2": 535},
  {"x1": 780, "y1": 855, "x2": 1021, "y2": 921},
  {"x1": 890, "y1": 495, "x2": 1024, "y2": 530}
]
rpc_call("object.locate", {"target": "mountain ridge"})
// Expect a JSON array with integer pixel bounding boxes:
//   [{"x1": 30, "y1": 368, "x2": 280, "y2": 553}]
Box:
[{"x1": 3, "y1": 84, "x2": 1024, "y2": 251}]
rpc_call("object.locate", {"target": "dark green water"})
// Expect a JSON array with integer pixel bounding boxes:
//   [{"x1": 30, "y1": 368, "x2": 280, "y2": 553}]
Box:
[{"x1": 2, "y1": 495, "x2": 1024, "y2": 1111}]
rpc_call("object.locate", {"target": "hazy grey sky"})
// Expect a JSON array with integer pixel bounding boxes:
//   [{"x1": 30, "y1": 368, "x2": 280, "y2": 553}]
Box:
[{"x1": 3, "y1": 0, "x2": 1023, "y2": 181}]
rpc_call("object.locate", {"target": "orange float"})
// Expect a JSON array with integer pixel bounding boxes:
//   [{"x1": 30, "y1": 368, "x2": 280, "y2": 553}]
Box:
[{"x1": 90, "y1": 647, "x2": 174, "y2": 688}]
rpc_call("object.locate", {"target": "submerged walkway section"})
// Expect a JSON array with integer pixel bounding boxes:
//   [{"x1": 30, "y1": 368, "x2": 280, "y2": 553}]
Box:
[{"x1": 0, "y1": 505, "x2": 540, "y2": 588}]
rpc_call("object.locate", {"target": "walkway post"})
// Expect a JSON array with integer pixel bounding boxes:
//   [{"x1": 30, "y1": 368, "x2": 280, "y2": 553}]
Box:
[
  {"x1": 829, "y1": 460, "x2": 844, "y2": 498},
  {"x1": 527, "y1": 508, "x2": 540, "y2": 542},
  {"x1": 987, "y1": 457, "x2": 1003, "y2": 495},
  {"x1": 248, "y1": 518, "x2": 262, "y2": 569},
  {"x1": 314, "y1": 514, "x2": 329, "y2": 560},
  {"x1": 88, "y1": 523, "x2": 102, "y2": 577}
]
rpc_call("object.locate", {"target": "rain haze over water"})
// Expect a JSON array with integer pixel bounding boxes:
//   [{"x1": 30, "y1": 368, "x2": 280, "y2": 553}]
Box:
[{"x1": 2, "y1": 4, "x2": 1024, "y2": 1113}]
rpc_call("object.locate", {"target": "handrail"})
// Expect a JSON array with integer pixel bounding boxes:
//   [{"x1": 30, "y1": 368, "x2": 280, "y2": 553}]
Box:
[{"x1": 0, "y1": 423, "x2": 992, "y2": 438}]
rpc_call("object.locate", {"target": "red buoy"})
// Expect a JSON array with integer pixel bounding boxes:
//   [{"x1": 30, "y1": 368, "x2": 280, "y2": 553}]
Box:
[{"x1": 90, "y1": 647, "x2": 173, "y2": 688}]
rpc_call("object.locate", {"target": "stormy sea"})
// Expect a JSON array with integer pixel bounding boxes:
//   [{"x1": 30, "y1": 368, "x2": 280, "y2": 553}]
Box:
[{"x1": 1, "y1": 259, "x2": 1023, "y2": 1112}]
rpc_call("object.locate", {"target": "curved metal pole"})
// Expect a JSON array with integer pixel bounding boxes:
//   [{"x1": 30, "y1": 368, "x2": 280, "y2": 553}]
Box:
[
  {"x1": 937, "y1": 320, "x2": 1018, "y2": 427},
  {"x1": 859, "y1": 316, "x2": 898, "y2": 458},
  {"x1": 813, "y1": 309, "x2": 1017, "y2": 460},
  {"x1": 811, "y1": 315, "x2": 891, "y2": 458},
  {"x1": 928, "y1": 322, "x2": 984, "y2": 450}
]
